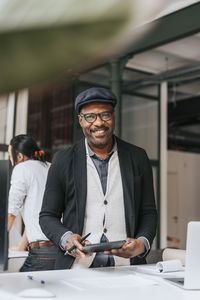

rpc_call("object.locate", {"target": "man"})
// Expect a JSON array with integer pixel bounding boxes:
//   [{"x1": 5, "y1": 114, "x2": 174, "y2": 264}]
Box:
[{"x1": 39, "y1": 87, "x2": 157, "y2": 269}]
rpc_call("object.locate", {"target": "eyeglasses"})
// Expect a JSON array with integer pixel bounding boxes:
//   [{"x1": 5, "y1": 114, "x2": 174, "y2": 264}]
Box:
[{"x1": 79, "y1": 110, "x2": 114, "y2": 123}]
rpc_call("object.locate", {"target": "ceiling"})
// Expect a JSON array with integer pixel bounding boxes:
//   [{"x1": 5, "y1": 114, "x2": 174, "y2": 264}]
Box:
[
  {"x1": 127, "y1": 32, "x2": 200, "y2": 101},
  {"x1": 80, "y1": 30, "x2": 200, "y2": 102},
  {"x1": 154, "y1": 0, "x2": 199, "y2": 18},
  {"x1": 79, "y1": 1, "x2": 200, "y2": 152},
  {"x1": 127, "y1": 26, "x2": 200, "y2": 152}
]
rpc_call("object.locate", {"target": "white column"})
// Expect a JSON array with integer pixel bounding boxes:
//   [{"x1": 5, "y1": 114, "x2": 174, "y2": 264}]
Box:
[
  {"x1": 15, "y1": 89, "x2": 29, "y2": 135},
  {"x1": 160, "y1": 81, "x2": 168, "y2": 248},
  {"x1": 5, "y1": 93, "x2": 15, "y2": 145}
]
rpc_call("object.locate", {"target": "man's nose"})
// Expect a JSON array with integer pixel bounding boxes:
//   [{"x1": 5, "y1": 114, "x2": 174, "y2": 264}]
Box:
[{"x1": 93, "y1": 114, "x2": 104, "y2": 125}]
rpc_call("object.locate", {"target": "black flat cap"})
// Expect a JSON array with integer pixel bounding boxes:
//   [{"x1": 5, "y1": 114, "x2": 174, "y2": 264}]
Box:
[{"x1": 75, "y1": 87, "x2": 117, "y2": 113}]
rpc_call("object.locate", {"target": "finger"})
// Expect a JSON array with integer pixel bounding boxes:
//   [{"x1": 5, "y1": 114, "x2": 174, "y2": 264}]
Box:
[
  {"x1": 82, "y1": 240, "x2": 91, "y2": 246},
  {"x1": 73, "y1": 239, "x2": 84, "y2": 251},
  {"x1": 69, "y1": 248, "x2": 83, "y2": 258},
  {"x1": 104, "y1": 249, "x2": 121, "y2": 255},
  {"x1": 110, "y1": 248, "x2": 120, "y2": 255},
  {"x1": 68, "y1": 249, "x2": 77, "y2": 257},
  {"x1": 66, "y1": 236, "x2": 77, "y2": 249},
  {"x1": 122, "y1": 240, "x2": 135, "y2": 250},
  {"x1": 104, "y1": 246, "x2": 125, "y2": 255},
  {"x1": 75, "y1": 248, "x2": 86, "y2": 258}
]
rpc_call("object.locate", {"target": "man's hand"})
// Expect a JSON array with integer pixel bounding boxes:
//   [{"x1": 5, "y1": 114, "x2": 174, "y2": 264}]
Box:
[
  {"x1": 66, "y1": 234, "x2": 91, "y2": 258},
  {"x1": 103, "y1": 238, "x2": 145, "y2": 258}
]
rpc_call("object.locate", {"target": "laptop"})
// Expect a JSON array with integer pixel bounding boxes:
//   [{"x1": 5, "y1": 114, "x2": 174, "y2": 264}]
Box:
[{"x1": 165, "y1": 221, "x2": 200, "y2": 290}]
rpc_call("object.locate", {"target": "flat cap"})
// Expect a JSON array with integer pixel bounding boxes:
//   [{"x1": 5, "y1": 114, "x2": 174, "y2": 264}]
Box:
[{"x1": 75, "y1": 87, "x2": 117, "y2": 113}]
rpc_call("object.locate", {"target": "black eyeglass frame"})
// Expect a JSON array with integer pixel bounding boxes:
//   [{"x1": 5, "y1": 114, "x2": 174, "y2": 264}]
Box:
[{"x1": 79, "y1": 110, "x2": 114, "y2": 123}]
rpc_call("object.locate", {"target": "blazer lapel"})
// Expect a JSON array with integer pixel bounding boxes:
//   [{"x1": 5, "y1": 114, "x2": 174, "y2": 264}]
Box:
[
  {"x1": 117, "y1": 138, "x2": 135, "y2": 237},
  {"x1": 73, "y1": 139, "x2": 87, "y2": 235}
]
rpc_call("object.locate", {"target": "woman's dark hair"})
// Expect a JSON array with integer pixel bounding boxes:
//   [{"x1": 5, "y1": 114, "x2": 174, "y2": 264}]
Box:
[{"x1": 10, "y1": 134, "x2": 46, "y2": 165}]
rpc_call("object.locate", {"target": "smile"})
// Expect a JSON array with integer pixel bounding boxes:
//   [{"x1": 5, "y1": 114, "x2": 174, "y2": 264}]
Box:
[
  {"x1": 91, "y1": 127, "x2": 108, "y2": 136},
  {"x1": 94, "y1": 130, "x2": 106, "y2": 135}
]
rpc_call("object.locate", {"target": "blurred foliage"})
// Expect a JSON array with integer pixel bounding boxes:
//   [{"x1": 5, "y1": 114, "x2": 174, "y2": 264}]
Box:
[{"x1": 0, "y1": 0, "x2": 133, "y2": 93}]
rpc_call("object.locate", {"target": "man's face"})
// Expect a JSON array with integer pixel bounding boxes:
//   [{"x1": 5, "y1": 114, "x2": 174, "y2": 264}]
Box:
[{"x1": 78, "y1": 102, "x2": 115, "y2": 148}]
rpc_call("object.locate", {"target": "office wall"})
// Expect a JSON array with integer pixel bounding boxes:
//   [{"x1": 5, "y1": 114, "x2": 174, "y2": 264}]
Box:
[{"x1": 168, "y1": 150, "x2": 200, "y2": 249}]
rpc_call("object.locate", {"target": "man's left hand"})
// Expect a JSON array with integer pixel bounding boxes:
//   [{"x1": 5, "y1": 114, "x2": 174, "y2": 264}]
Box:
[{"x1": 103, "y1": 238, "x2": 145, "y2": 258}]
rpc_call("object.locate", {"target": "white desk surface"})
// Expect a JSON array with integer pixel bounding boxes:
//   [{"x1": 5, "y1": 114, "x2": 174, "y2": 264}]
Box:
[
  {"x1": 0, "y1": 265, "x2": 200, "y2": 300},
  {"x1": 9, "y1": 250, "x2": 28, "y2": 258}
]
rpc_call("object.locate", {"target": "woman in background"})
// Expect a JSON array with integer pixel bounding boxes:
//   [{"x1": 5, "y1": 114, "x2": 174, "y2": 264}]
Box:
[{"x1": 7, "y1": 134, "x2": 57, "y2": 272}]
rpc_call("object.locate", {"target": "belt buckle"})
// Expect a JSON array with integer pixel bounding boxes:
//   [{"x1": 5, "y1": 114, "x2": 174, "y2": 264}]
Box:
[{"x1": 28, "y1": 241, "x2": 41, "y2": 250}]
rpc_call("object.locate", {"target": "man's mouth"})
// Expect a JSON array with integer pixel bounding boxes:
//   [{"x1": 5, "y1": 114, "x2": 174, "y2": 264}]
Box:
[{"x1": 91, "y1": 127, "x2": 108, "y2": 137}]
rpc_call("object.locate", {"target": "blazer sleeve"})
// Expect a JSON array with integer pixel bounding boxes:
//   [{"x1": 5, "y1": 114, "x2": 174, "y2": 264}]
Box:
[
  {"x1": 134, "y1": 149, "x2": 157, "y2": 246},
  {"x1": 39, "y1": 151, "x2": 70, "y2": 247}
]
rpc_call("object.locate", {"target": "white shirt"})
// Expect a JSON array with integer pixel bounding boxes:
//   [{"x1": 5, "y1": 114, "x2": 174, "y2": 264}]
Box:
[{"x1": 8, "y1": 160, "x2": 50, "y2": 243}]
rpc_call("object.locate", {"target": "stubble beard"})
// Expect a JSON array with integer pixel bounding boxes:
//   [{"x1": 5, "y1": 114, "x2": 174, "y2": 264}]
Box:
[{"x1": 86, "y1": 130, "x2": 113, "y2": 149}]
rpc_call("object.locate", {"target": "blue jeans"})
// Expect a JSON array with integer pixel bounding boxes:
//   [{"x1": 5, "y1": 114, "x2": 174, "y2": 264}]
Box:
[{"x1": 20, "y1": 245, "x2": 57, "y2": 272}]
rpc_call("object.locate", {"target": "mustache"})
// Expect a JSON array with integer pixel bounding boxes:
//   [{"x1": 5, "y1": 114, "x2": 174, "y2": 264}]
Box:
[{"x1": 91, "y1": 126, "x2": 109, "y2": 132}]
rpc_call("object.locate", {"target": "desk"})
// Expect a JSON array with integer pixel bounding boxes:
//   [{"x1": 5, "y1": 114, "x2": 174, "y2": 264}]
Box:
[
  {"x1": 6, "y1": 250, "x2": 28, "y2": 273},
  {"x1": 0, "y1": 265, "x2": 200, "y2": 299}
]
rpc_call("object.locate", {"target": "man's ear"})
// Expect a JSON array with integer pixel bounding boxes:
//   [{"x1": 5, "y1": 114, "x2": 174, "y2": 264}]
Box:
[{"x1": 78, "y1": 115, "x2": 83, "y2": 128}]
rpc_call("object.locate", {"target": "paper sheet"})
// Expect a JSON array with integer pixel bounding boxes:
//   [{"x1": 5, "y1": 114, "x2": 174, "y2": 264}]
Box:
[
  {"x1": 134, "y1": 263, "x2": 185, "y2": 278},
  {"x1": 156, "y1": 259, "x2": 183, "y2": 273},
  {"x1": 61, "y1": 274, "x2": 157, "y2": 290}
]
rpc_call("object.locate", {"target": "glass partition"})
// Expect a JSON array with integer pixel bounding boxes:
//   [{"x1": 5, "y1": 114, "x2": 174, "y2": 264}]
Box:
[{"x1": 121, "y1": 93, "x2": 159, "y2": 160}]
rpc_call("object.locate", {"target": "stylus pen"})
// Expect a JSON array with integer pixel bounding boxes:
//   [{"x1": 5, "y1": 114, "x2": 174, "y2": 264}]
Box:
[{"x1": 64, "y1": 232, "x2": 91, "y2": 255}]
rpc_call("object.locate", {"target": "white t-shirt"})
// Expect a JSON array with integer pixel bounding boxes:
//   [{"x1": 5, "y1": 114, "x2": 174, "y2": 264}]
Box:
[{"x1": 8, "y1": 160, "x2": 50, "y2": 243}]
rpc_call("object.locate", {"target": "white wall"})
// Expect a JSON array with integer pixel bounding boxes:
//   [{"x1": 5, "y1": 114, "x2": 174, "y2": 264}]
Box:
[
  {"x1": 160, "y1": 81, "x2": 168, "y2": 249},
  {"x1": 168, "y1": 150, "x2": 200, "y2": 249},
  {"x1": 0, "y1": 89, "x2": 28, "y2": 156},
  {"x1": 0, "y1": 95, "x2": 8, "y2": 144},
  {"x1": 15, "y1": 89, "x2": 28, "y2": 135}
]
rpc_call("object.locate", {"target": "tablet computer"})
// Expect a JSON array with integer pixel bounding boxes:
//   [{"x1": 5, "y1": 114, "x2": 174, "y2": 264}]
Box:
[{"x1": 83, "y1": 240, "x2": 126, "y2": 253}]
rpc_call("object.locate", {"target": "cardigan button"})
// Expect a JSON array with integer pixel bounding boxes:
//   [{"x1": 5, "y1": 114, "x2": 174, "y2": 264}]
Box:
[
  {"x1": 104, "y1": 200, "x2": 108, "y2": 205},
  {"x1": 103, "y1": 228, "x2": 107, "y2": 233}
]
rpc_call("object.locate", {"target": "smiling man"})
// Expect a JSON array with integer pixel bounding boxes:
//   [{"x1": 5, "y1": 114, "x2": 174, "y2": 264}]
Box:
[
  {"x1": 79, "y1": 102, "x2": 115, "y2": 156},
  {"x1": 39, "y1": 87, "x2": 157, "y2": 270}
]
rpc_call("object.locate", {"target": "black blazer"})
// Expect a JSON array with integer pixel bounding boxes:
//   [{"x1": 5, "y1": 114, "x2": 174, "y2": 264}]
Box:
[{"x1": 39, "y1": 137, "x2": 157, "y2": 269}]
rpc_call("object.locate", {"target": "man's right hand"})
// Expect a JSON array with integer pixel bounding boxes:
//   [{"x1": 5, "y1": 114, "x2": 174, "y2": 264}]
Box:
[{"x1": 66, "y1": 234, "x2": 91, "y2": 258}]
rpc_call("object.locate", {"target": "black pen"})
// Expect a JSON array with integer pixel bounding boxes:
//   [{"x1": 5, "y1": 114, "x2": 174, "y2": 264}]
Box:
[{"x1": 64, "y1": 232, "x2": 91, "y2": 256}]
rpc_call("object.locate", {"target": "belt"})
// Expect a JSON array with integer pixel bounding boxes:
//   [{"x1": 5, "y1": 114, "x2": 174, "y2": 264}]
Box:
[{"x1": 28, "y1": 241, "x2": 54, "y2": 250}]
